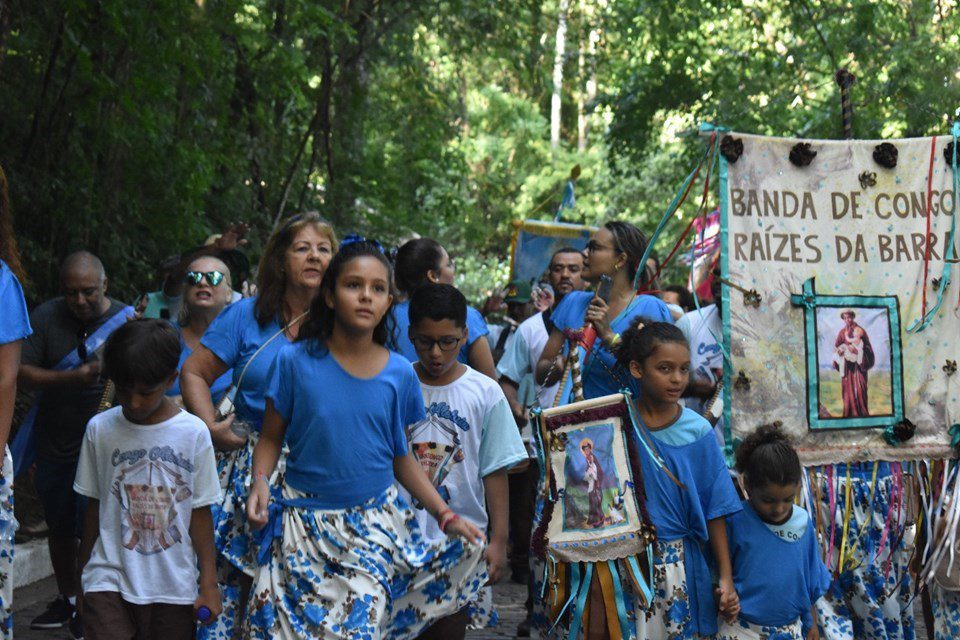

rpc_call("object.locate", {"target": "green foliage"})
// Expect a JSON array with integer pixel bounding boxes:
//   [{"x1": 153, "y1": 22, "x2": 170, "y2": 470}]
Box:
[{"x1": 2, "y1": 0, "x2": 957, "y2": 306}]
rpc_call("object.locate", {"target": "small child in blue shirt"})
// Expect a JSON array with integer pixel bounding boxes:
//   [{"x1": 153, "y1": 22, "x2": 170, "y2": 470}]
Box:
[
  {"x1": 404, "y1": 284, "x2": 527, "y2": 638},
  {"x1": 718, "y1": 424, "x2": 831, "y2": 640}
]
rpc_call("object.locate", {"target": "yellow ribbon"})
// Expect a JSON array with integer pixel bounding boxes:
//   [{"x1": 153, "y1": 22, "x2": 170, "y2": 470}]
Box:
[{"x1": 837, "y1": 465, "x2": 854, "y2": 574}]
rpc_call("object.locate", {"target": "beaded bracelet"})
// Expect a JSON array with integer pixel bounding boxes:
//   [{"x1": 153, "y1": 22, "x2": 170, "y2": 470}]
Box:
[{"x1": 253, "y1": 471, "x2": 269, "y2": 485}]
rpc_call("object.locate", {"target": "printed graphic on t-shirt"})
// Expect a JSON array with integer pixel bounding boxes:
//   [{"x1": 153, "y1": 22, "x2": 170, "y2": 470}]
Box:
[
  {"x1": 111, "y1": 446, "x2": 195, "y2": 555},
  {"x1": 408, "y1": 402, "x2": 470, "y2": 505}
]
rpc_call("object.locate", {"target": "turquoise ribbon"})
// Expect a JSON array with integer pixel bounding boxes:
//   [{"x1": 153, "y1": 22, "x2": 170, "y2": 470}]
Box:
[
  {"x1": 909, "y1": 122, "x2": 960, "y2": 332},
  {"x1": 622, "y1": 389, "x2": 669, "y2": 474},
  {"x1": 634, "y1": 127, "x2": 723, "y2": 290},
  {"x1": 550, "y1": 562, "x2": 581, "y2": 634},
  {"x1": 950, "y1": 424, "x2": 960, "y2": 448},
  {"x1": 627, "y1": 554, "x2": 654, "y2": 608},
  {"x1": 568, "y1": 562, "x2": 594, "y2": 640},
  {"x1": 607, "y1": 560, "x2": 631, "y2": 639}
]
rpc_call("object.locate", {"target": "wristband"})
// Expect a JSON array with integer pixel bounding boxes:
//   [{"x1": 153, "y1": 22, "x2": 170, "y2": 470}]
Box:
[
  {"x1": 439, "y1": 511, "x2": 460, "y2": 533},
  {"x1": 606, "y1": 332, "x2": 621, "y2": 348},
  {"x1": 253, "y1": 471, "x2": 269, "y2": 485}
]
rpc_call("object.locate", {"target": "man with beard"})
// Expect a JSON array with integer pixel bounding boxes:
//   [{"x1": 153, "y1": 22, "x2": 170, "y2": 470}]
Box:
[
  {"x1": 676, "y1": 269, "x2": 725, "y2": 446},
  {"x1": 495, "y1": 246, "x2": 585, "y2": 637}
]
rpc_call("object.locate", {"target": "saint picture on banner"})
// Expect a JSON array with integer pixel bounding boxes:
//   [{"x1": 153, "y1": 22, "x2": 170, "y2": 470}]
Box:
[
  {"x1": 561, "y1": 425, "x2": 624, "y2": 531},
  {"x1": 816, "y1": 306, "x2": 893, "y2": 420}
]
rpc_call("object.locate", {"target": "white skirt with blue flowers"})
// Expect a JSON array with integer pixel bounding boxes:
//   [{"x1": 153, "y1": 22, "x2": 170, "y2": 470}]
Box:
[{"x1": 245, "y1": 484, "x2": 487, "y2": 639}]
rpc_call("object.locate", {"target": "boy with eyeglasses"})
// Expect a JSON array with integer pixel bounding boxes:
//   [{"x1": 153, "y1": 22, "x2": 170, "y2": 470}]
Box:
[{"x1": 404, "y1": 284, "x2": 526, "y2": 640}]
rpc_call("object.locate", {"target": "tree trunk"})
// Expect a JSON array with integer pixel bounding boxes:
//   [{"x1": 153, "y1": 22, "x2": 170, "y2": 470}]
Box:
[{"x1": 551, "y1": 0, "x2": 569, "y2": 149}]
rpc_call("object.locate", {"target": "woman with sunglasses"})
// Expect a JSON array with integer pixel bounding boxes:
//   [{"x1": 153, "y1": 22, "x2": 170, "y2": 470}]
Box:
[
  {"x1": 166, "y1": 256, "x2": 234, "y2": 405},
  {"x1": 535, "y1": 221, "x2": 672, "y2": 402},
  {"x1": 390, "y1": 237, "x2": 498, "y2": 380},
  {"x1": 181, "y1": 212, "x2": 336, "y2": 639}
]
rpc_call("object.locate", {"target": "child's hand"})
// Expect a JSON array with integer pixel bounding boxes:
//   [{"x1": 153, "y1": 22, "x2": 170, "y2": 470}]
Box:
[
  {"x1": 246, "y1": 477, "x2": 270, "y2": 531},
  {"x1": 806, "y1": 625, "x2": 820, "y2": 640},
  {"x1": 446, "y1": 515, "x2": 486, "y2": 546},
  {"x1": 484, "y1": 538, "x2": 508, "y2": 584},
  {"x1": 194, "y1": 580, "x2": 222, "y2": 625},
  {"x1": 715, "y1": 576, "x2": 740, "y2": 623}
]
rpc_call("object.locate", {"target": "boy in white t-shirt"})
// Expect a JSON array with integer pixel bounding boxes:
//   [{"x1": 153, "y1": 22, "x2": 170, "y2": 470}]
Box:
[
  {"x1": 75, "y1": 319, "x2": 221, "y2": 639},
  {"x1": 405, "y1": 284, "x2": 527, "y2": 640}
]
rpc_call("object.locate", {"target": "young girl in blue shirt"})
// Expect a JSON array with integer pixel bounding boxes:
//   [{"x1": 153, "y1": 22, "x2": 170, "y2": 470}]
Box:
[
  {"x1": 719, "y1": 425, "x2": 831, "y2": 640},
  {"x1": 611, "y1": 321, "x2": 742, "y2": 638},
  {"x1": 245, "y1": 241, "x2": 486, "y2": 639}
]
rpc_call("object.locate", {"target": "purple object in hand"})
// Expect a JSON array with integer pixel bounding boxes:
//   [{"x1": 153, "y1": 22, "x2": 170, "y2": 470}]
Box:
[{"x1": 197, "y1": 606, "x2": 212, "y2": 622}]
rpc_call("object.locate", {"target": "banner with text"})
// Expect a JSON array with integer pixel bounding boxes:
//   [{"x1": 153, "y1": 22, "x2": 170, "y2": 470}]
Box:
[{"x1": 721, "y1": 132, "x2": 960, "y2": 465}]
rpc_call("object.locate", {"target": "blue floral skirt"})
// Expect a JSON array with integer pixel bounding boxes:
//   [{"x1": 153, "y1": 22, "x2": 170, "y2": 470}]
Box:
[
  {"x1": 812, "y1": 468, "x2": 914, "y2": 640},
  {"x1": 244, "y1": 484, "x2": 487, "y2": 639},
  {"x1": 717, "y1": 617, "x2": 803, "y2": 640},
  {"x1": 198, "y1": 433, "x2": 288, "y2": 640},
  {"x1": 931, "y1": 584, "x2": 960, "y2": 640},
  {"x1": 0, "y1": 448, "x2": 14, "y2": 640}
]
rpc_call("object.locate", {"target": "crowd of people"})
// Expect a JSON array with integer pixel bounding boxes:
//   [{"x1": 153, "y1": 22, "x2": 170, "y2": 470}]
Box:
[{"x1": 0, "y1": 159, "x2": 951, "y2": 640}]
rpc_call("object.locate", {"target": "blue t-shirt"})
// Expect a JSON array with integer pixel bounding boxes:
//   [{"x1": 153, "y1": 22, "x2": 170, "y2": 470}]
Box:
[
  {"x1": 551, "y1": 291, "x2": 672, "y2": 401},
  {"x1": 267, "y1": 342, "x2": 425, "y2": 508},
  {"x1": 200, "y1": 297, "x2": 290, "y2": 428},
  {"x1": 0, "y1": 260, "x2": 31, "y2": 345},
  {"x1": 389, "y1": 301, "x2": 490, "y2": 365},
  {"x1": 638, "y1": 407, "x2": 742, "y2": 635},
  {"x1": 167, "y1": 322, "x2": 233, "y2": 400},
  {"x1": 728, "y1": 502, "x2": 831, "y2": 628}
]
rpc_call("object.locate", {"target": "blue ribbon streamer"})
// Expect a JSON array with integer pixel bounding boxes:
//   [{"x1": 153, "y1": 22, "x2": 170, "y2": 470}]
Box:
[
  {"x1": 626, "y1": 554, "x2": 654, "y2": 608},
  {"x1": 633, "y1": 129, "x2": 722, "y2": 291},
  {"x1": 550, "y1": 562, "x2": 581, "y2": 634},
  {"x1": 568, "y1": 562, "x2": 594, "y2": 640},
  {"x1": 607, "y1": 560, "x2": 631, "y2": 639},
  {"x1": 909, "y1": 122, "x2": 960, "y2": 332},
  {"x1": 622, "y1": 389, "x2": 669, "y2": 473}
]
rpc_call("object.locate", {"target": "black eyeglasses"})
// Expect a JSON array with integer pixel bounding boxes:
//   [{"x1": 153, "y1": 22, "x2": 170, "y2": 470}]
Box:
[
  {"x1": 585, "y1": 240, "x2": 618, "y2": 254},
  {"x1": 411, "y1": 334, "x2": 464, "y2": 352},
  {"x1": 185, "y1": 271, "x2": 225, "y2": 287},
  {"x1": 77, "y1": 328, "x2": 89, "y2": 361}
]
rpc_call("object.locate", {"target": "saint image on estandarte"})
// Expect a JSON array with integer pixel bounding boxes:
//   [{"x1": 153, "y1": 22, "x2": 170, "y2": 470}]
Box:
[{"x1": 816, "y1": 306, "x2": 893, "y2": 420}]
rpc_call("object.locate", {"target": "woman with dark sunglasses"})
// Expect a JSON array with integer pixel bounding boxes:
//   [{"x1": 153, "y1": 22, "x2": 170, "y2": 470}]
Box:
[{"x1": 165, "y1": 256, "x2": 234, "y2": 405}]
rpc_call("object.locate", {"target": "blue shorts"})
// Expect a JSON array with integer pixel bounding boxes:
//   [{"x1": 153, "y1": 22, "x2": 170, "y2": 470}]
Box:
[{"x1": 34, "y1": 457, "x2": 86, "y2": 539}]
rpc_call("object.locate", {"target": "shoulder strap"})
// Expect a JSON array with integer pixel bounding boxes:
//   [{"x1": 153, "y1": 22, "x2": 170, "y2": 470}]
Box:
[{"x1": 232, "y1": 310, "x2": 308, "y2": 392}]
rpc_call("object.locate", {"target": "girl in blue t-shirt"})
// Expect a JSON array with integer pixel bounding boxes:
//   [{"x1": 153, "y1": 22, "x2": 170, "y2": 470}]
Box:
[
  {"x1": 610, "y1": 321, "x2": 742, "y2": 638},
  {"x1": 389, "y1": 237, "x2": 498, "y2": 380},
  {"x1": 245, "y1": 241, "x2": 486, "y2": 639},
  {"x1": 719, "y1": 425, "x2": 831, "y2": 640}
]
